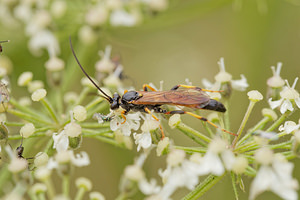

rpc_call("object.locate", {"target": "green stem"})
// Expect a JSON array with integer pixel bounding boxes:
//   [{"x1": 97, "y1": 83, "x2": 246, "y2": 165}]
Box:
[
  {"x1": 0, "y1": 166, "x2": 11, "y2": 196},
  {"x1": 174, "y1": 146, "x2": 207, "y2": 154},
  {"x1": 74, "y1": 187, "x2": 86, "y2": 200},
  {"x1": 63, "y1": 175, "x2": 70, "y2": 198},
  {"x1": 231, "y1": 172, "x2": 239, "y2": 200},
  {"x1": 37, "y1": 193, "x2": 47, "y2": 200},
  {"x1": 85, "y1": 97, "x2": 104, "y2": 111},
  {"x1": 7, "y1": 109, "x2": 52, "y2": 126},
  {"x1": 236, "y1": 116, "x2": 270, "y2": 147},
  {"x1": 80, "y1": 122, "x2": 110, "y2": 128},
  {"x1": 232, "y1": 101, "x2": 256, "y2": 148},
  {"x1": 87, "y1": 102, "x2": 109, "y2": 119},
  {"x1": 40, "y1": 98, "x2": 59, "y2": 124},
  {"x1": 182, "y1": 173, "x2": 226, "y2": 200},
  {"x1": 44, "y1": 178, "x2": 55, "y2": 200},
  {"x1": 75, "y1": 87, "x2": 92, "y2": 106},
  {"x1": 8, "y1": 132, "x2": 46, "y2": 140},
  {"x1": 176, "y1": 122, "x2": 211, "y2": 146},
  {"x1": 82, "y1": 128, "x2": 113, "y2": 137},
  {"x1": 266, "y1": 111, "x2": 291, "y2": 132}
]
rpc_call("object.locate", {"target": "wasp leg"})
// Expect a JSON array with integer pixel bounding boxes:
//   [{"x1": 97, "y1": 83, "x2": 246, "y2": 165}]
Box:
[
  {"x1": 120, "y1": 110, "x2": 127, "y2": 124},
  {"x1": 165, "y1": 110, "x2": 237, "y2": 136},
  {"x1": 143, "y1": 84, "x2": 157, "y2": 91},
  {"x1": 171, "y1": 84, "x2": 223, "y2": 93},
  {"x1": 144, "y1": 107, "x2": 165, "y2": 139}
]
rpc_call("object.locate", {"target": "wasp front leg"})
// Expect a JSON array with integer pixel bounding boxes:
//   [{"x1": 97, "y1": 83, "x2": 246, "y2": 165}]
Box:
[{"x1": 171, "y1": 84, "x2": 223, "y2": 93}]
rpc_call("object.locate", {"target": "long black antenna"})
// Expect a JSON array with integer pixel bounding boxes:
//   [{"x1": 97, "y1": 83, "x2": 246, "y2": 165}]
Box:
[
  {"x1": 0, "y1": 40, "x2": 9, "y2": 43},
  {"x1": 69, "y1": 37, "x2": 113, "y2": 103}
]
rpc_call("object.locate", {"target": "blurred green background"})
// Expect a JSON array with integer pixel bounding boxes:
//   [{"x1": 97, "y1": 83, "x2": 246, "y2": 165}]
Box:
[{"x1": 1, "y1": 0, "x2": 300, "y2": 199}]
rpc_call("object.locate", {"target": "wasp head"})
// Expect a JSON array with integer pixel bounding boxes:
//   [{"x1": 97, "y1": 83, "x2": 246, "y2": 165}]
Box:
[{"x1": 111, "y1": 93, "x2": 121, "y2": 110}]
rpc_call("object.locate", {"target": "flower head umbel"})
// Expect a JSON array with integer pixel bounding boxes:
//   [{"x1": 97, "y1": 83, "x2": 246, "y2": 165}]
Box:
[{"x1": 268, "y1": 78, "x2": 300, "y2": 114}]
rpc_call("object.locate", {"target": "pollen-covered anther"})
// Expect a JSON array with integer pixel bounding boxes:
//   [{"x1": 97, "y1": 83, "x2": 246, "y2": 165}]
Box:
[
  {"x1": 31, "y1": 88, "x2": 47, "y2": 101},
  {"x1": 73, "y1": 105, "x2": 87, "y2": 122},
  {"x1": 247, "y1": 90, "x2": 263, "y2": 102},
  {"x1": 20, "y1": 123, "x2": 35, "y2": 138},
  {"x1": 18, "y1": 71, "x2": 33, "y2": 86},
  {"x1": 168, "y1": 114, "x2": 181, "y2": 129},
  {"x1": 124, "y1": 164, "x2": 145, "y2": 181},
  {"x1": 262, "y1": 108, "x2": 278, "y2": 121},
  {"x1": 254, "y1": 147, "x2": 274, "y2": 165},
  {"x1": 76, "y1": 177, "x2": 93, "y2": 191}
]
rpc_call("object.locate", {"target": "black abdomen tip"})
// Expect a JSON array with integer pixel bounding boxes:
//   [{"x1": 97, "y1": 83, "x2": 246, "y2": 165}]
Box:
[{"x1": 203, "y1": 99, "x2": 226, "y2": 112}]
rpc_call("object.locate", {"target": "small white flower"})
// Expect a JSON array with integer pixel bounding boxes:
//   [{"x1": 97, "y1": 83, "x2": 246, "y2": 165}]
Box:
[
  {"x1": 28, "y1": 30, "x2": 60, "y2": 57},
  {"x1": 85, "y1": 5, "x2": 108, "y2": 27},
  {"x1": 250, "y1": 154, "x2": 298, "y2": 200},
  {"x1": 18, "y1": 71, "x2": 33, "y2": 86},
  {"x1": 20, "y1": 123, "x2": 35, "y2": 138},
  {"x1": 53, "y1": 130, "x2": 69, "y2": 152},
  {"x1": 70, "y1": 151, "x2": 90, "y2": 167},
  {"x1": 78, "y1": 25, "x2": 97, "y2": 44},
  {"x1": 110, "y1": 111, "x2": 141, "y2": 136},
  {"x1": 110, "y1": 9, "x2": 137, "y2": 27},
  {"x1": 133, "y1": 132, "x2": 152, "y2": 152},
  {"x1": 247, "y1": 90, "x2": 263, "y2": 102},
  {"x1": 34, "y1": 152, "x2": 49, "y2": 167},
  {"x1": 95, "y1": 45, "x2": 114, "y2": 73},
  {"x1": 45, "y1": 56, "x2": 65, "y2": 72},
  {"x1": 267, "y1": 63, "x2": 285, "y2": 88},
  {"x1": 124, "y1": 164, "x2": 145, "y2": 181},
  {"x1": 28, "y1": 80, "x2": 44, "y2": 93},
  {"x1": 64, "y1": 122, "x2": 82, "y2": 137},
  {"x1": 89, "y1": 192, "x2": 106, "y2": 200},
  {"x1": 279, "y1": 121, "x2": 300, "y2": 134},
  {"x1": 268, "y1": 78, "x2": 300, "y2": 114},
  {"x1": 232, "y1": 74, "x2": 249, "y2": 91},
  {"x1": 139, "y1": 178, "x2": 161, "y2": 195},
  {"x1": 76, "y1": 177, "x2": 92, "y2": 191},
  {"x1": 73, "y1": 105, "x2": 87, "y2": 122},
  {"x1": 204, "y1": 57, "x2": 248, "y2": 93},
  {"x1": 31, "y1": 88, "x2": 47, "y2": 101}
]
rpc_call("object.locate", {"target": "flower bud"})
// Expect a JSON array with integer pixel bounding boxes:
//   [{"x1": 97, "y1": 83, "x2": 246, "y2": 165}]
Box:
[
  {"x1": 76, "y1": 177, "x2": 92, "y2": 191},
  {"x1": 18, "y1": 71, "x2": 33, "y2": 86},
  {"x1": 31, "y1": 89, "x2": 47, "y2": 101},
  {"x1": 20, "y1": 123, "x2": 35, "y2": 138}
]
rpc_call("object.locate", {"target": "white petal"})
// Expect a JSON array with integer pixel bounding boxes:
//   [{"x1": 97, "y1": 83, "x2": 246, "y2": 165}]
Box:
[
  {"x1": 110, "y1": 9, "x2": 137, "y2": 27},
  {"x1": 280, "y1": 99, "x2": 294, "y2": 114},
  {"x1": 110, "y1": 118, "x2": 120, "y2": 131},
  {"x1": 139, "y1": 178, "x2": 161, "y2": 195},
  {"x1": 231, "y1": 74, "x2": 249, "y2": 91},
  {"x1": 295, "y1": 98, "x2": 300, "y2": 108},
  {"x1": 221, "y1": 150, "x2": 236, "y2": 170},
  {"x1": 249, "y1": 166, "x2": 275, "y2": 200},
  {"x1": 268, "y1": 98, "x2": 283, "y2": 110},
  {"x1": 134, "y1": 132, "x2": 152, "y2": 152},
  {"x1": 198, "y1": 151, "x2": 224, "y2": 176},
  {"x1": 52, "y1": 131, "x2": 69, "y2": 152},
  {"x1": 70, "y1": 151, "x2": 90, "y2": 167}
]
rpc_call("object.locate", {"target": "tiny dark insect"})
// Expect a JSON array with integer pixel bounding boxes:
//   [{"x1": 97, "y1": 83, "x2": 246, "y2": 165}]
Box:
[
  {"x1": 0, "y1": 40, "x2": 9, "y2": 53},
  {"x1": 69, "y1": 37, "x2": 236, "y2": 138}
]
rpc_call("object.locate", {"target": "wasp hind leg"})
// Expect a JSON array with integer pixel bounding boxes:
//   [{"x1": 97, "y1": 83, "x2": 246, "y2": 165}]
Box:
[
  {"x1": 165, "y1": 110, "x2": 237, "y2": 136},
  {"x1": 171, "y1": 84, "x2": 223, "y2": 93},
  {"x1": 144, "y1": 107, "x2": 165, "y2": 139}
]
